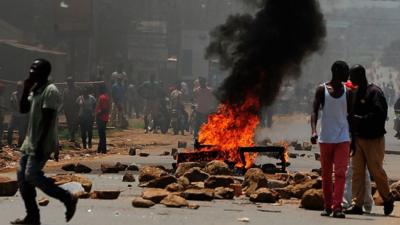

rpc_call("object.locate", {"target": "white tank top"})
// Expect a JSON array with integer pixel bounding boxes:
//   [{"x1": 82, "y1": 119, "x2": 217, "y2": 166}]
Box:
[{"x1": 319, "y1": 83, "x2": 350, "y2": 143}]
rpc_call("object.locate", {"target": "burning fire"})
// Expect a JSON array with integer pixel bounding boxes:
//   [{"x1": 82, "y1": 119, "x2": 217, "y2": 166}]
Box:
[{"x1": 198, "y1": 94, "x2": 261, "y2": 169}]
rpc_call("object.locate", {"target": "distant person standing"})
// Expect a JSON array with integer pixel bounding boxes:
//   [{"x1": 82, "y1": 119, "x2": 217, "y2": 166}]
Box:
[
  {"x1": 7, "y1": 81, "x2": 28, "y2": 147},
  {"x1": 95, "y1": 84, "x2": 111, "y2": 154},
  {"x1": 111, "y1": 76, "x2": 127, "y2": 128},
  {"x1": 139, "y1": 75, "x2": 162, "y2": 133},
  {"x1": 193, "y1": 77, "x2": 214, "y2": 139},
  {"x1": 62, "y1": 77, "x2": 79, "y2": 143},
  {"x1": 345, "y1": 65, "x2": 395, "y2": 216},
  {"x1": 394, "y1": 96, "x2": 400, "y2": 139},
  {"x1": 76, "y1": 87, "x2": 96, "y2": 150},
  {"x1": 311, "y1": 61, "x2": 351, "y2": 218},
  {"x1": 11, "y1": 59, "x2": 77, "y2": 225}
]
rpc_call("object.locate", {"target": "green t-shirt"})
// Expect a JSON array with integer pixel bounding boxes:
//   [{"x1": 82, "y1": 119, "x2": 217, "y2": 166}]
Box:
[{"x1": 21, "y1": 83, "x2": 61, "y2": 156}]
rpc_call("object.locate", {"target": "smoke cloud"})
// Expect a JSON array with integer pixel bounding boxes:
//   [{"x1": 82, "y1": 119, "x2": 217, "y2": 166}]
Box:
[{"x1": 206, "y1": 0, "x2": 326, "y2": 107}]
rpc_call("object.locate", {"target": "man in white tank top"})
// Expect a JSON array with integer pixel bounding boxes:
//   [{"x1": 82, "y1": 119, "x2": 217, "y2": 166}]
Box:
[{"x1": 311, "y1": 61, "x2": 351, "y2": 218}]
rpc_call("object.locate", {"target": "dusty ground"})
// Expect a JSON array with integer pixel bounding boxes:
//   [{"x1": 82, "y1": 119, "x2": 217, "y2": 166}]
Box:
[{"x1": 1, "y1": 114, "x2": 399, "y2": 225}]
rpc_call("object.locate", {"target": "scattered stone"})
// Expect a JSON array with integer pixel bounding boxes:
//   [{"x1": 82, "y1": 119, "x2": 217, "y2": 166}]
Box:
[
  {"x1": 51, "y1": 174, "x2": 92, "y2": 192},
  {"x1": 274, "y1": 188, "x2": 292, "y2": 199},
  {"x1": 182, "y1": 188, "x2": 214, "y2": 201},
  {"x1": 275, "y1": 173, "x2": 290, "y2": 181},
  {"x1": 214, "y1": 187, "x2": 235, "y2": 200},
  {"x1": 59, "y1": 182, "x2": 85, "y2": 195},
  {"x1": 160, "y1": 151, "x2": 170, "y2": 156},
  {"x1": 123, "y1": 172, "x2": 136, "y2": 182},
  {"x1": 188, "y1": 204, "x2": 200, "y2": 210},
  {"x1": 293, "y1": 172, "x2": 307, "y2": 184},
  {"x1": 129, "y1": 147, "x2": 137, "y2": 156},
  {"x1": 38, "y1": 197, "x2": 50, "y2": 206},
  {"x1": 0, "y1": 176, "x2": 18, "y2": 197},
  {"x1": 314, "y1": 153, "x2": 321, "y2": 161},
  {"x1": 139, "y1": 153, "x2": 150, "y2": 157},
  {"x1": 177, "y1": 176, "x2": 191, "y2": 188},
  {"x1": 205, "y1": 175, "x2": 235, "y2": 189},
  {"x1": 261, "y1": 164, "x2": 277, "y2": 174},
  {"x1": 166, "y1": 183, "x2": 184, "y2": 192},
  {"x1": 289, "y1": 153, "x2": 298, "y2": 159},
  {"x1": 161, "y1": 194, "x2": 189, "y2": 207},
  {"x1": 61, "y1": 163, "x2": 76, "y2": 172},
  {"x1": 242, "y1": 168, "x2": 269, "y2": 196},
  {"x1": 115, "y1": 162, "x2": 128, "y2": 171},
  {"x1": 290, "y1": 141, "x2": 298, "y2": 147},
  {"x1": 230, "y1": 183, "x2": 243, "y2": 197},
  {"x1": 268, "y1": 179, "x2": 288, "y2": 189},
  {"x1": 183, "y1": 167, "x2": 210, "y2": 182},
  {"x1": 390, "y1": 181, "x2": 400, "y2": 200},
  {"x1": 74, "y1": 163, "x2": 92, "y2": 173},
  {"x1": 303, "y1": 142, "x2": 312, "y2": 151},
  {"x1": 178, "y1": 141, "x2": 187, "y2": 148},
  {"x1": 132, "y1": 197, "x2": 155, "y2": 208},
  {"x1": 311, "y1": 168, "x2": 322, "y2": 176},
  {"x1": 286, "y1": 178, "x2": 322, "y2": 199},
  {"x1": 204, "y1": 160, "x2": 231, "y2": 175},
  {"x1": 147, "y1": 175, "x2": 177, "y2": 188},
  {"x1": 138, "y1": 166, "x2": 168, "y2": 185},
  {"x1": 249, "y1": 188, "x2": 278, "y2": 203},
  {"x1": 301, "y1": 189, "x2": 324, "y2": 210},
  {"x1": 142, "y1": 188, "x2": 170, "y2": 203},
  {"x1": 175, "y1": 162, "x2": 204, "y2": 177},
  {"x1": 127, "y1": 163, "x2": 140, "y2": 171},
  {"x1": 91, "y1": 190, "x2": 121, "y2": 200},
  {"x1": 101, "y1": 163, "x2": 121, "y2": 173},
  {"x1": 74, "y1": 191, "x2": 91, "y2": 199},
  {"x1": 294, "y1": 143, "x2": 303, "y2": 151},
  {"x1": 191, "y1": 182, "x2": 205, "y2": 189}
]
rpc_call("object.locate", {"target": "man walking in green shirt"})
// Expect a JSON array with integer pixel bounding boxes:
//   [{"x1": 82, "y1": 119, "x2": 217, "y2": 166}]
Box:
[{"x1": 11, "y1": 59, "x2": 78, "y2": 225}]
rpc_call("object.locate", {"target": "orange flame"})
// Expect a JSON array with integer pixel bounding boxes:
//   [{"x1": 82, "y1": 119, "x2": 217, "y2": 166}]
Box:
[{"x1": 198, "y1": 94, "x2": 261, "y2": 168}]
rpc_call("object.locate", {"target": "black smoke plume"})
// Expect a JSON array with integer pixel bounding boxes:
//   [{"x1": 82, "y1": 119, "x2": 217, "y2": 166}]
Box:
[{"x1": 206, "y1": 0, "x2": 326, "y2": 107}]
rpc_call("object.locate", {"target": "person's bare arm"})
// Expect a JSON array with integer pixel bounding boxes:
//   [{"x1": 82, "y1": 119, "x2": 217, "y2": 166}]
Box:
[
  {"x1": 20, "y1": 79, "x2": 35, "y2": 114},
  {"x1": 311, "y1": 85, "x2": 324, "y2": 143}
]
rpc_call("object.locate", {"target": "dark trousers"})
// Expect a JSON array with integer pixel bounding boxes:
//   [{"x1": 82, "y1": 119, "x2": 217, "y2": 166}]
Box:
[
  {"x1": 96, "y1": 119, "x2": 107, "y2": 153},
  {"x1": 193, "y1": 112, "x2": 208, "y2": 139},
  {"x1": 65, "y1": 111, "x2": 78, "y2": 142},
  {"x1": 79, "y1": 116, "x2": 94, "y2": 149},
  {"x1": 7, "y1": 115, "x2": 28, "y2": 146},
  {"x1": 17, "y1": 154, "x2": 71, "y2": 218}
]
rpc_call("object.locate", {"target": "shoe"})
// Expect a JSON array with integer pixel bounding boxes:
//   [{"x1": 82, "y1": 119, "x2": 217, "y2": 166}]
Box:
[
  {"x1": 383, "y1": 195, "x2": 395, "y2": 216},
  {"x1": 332, "y1": 211, "x2": 346, "y2": 218},
  {"x1": 320, "y1": 209, "x2": 332, "y2": 217},
  {"x1": 344, "y1": 205, "x2": 363, "y2": 215},
  {"x1": 10, "y1": 216, "x2": 40, "y2": 225},
  {"x1": 65, "y1": 195, "x2": 78, "y2": 222}
]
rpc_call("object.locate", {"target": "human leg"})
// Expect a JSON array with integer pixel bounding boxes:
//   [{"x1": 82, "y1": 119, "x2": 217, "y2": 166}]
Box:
[
  {"x1": 319, "y1": 143, "x2": 334, "y2": 212},
  {"x1": 332, "y1": 142, "x2": 350, "y2": 212}
]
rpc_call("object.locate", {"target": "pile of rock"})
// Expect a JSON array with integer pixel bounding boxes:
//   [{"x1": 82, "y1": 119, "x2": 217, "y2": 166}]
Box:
[{"x1": 129, "y1": 160, "x2": 327, "y2": 210}]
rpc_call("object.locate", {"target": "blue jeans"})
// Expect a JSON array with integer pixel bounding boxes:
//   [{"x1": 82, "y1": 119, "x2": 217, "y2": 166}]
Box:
[{"x1": 17, "y1": 154, "x2": 71, "y2": 217}]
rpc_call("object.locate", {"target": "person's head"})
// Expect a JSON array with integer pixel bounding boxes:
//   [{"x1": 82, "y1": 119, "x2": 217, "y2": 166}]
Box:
[
  {"x1": 16, "y1": 80, "x2": 23, "y2": 93},
  {"x1": 29, "y1": 59, "x2": 51, "y2": 83},
  {"x1": 83, "y1": 86, "x2": 91, "y2": 97},
  {"x1": 349, "y1": 64, "x2": 368, "y2": 88},
  {"x1": 66, "y1": 76, "x2": 74, "y2": 88},
  {"x1": 199, "y1": 77, "x2": 207, "y2": 88},
  {"x1": 331, "y1": 60, "x2": 349, "y2": 83}
]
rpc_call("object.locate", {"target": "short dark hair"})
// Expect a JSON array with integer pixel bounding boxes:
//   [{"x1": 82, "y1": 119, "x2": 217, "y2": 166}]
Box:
[
  {"x1": 331, "y1": 60, "x2": 349, "y2": 76},
  {"x1": 34, "y1": 59, "x2": 52, "y2": 77}
]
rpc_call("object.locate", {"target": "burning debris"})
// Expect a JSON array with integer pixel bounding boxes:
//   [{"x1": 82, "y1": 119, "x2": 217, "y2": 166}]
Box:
[{"x1": 198, "y1": 0, "x2": 326, "y2": 169}]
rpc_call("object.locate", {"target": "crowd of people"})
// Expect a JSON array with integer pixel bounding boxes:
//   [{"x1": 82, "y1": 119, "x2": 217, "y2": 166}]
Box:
[{"x1": 311, "y1": 61, "x2": 395, "y2": 219}]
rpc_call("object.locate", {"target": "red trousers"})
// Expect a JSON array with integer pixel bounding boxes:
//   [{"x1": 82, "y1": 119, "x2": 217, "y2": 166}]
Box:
[{"x1": 319, "y1": 142, "x2": 350, "y2": 211}]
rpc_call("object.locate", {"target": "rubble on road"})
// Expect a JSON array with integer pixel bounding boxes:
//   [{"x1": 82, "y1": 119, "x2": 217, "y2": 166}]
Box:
[
  {"x1": 204, "y1": 160, "x2": 231, "y2": 175},
  {"x1": 126, "y1": 163, "x2": 140, "y2": 171},
  {"x1": 142, "y1": 188, "x2": 170, "y2": 203},
  {"x1": 0, "y1": 176, "x2": 18, "y2": 196},
  {"x1": 91, "y1": 190, "x2": 121, "y2": 200},
  {"x1": 214, "y1": 187, "x2": 235, "y2": 199},
  {"x1": 122, "y1": 172, "x2": 135, "y2": 182},
  {"x1": 62, "y1": 163, "x2": 92, "y2": 173},
  {"x1": 132, "y1": 197, "x2": 155, "y2": 208},
  {"x1": 51, "y1": 174, "x2": 93, "y2": 192},
  {"x1": 138, "y1": 166, "x2": 168, "y2": 186},
  {"x1": 175, "y1": 162, "x2": 205, "y2": 177},
  {"x1": 147, "y1": 175, "x2": 177, "y2": 188},
  {"x1": 249, "y1": 188, "x2": 278, "y2": 203},
  {"x1": 300, "y1": 189, "x2": 324, "y2": 210},
  {"x1": 38, "y1": 197, "x2": 50, "y2": 206},
  {"x1": 182, "y1": 188, "x2": 214, "y2": 201},
  {"x1": 160, "y1": 194, "x2": 188, "y2": 208},
  {"x1": 183, "y1": 167, "x2": 210, "y2": 182}
]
